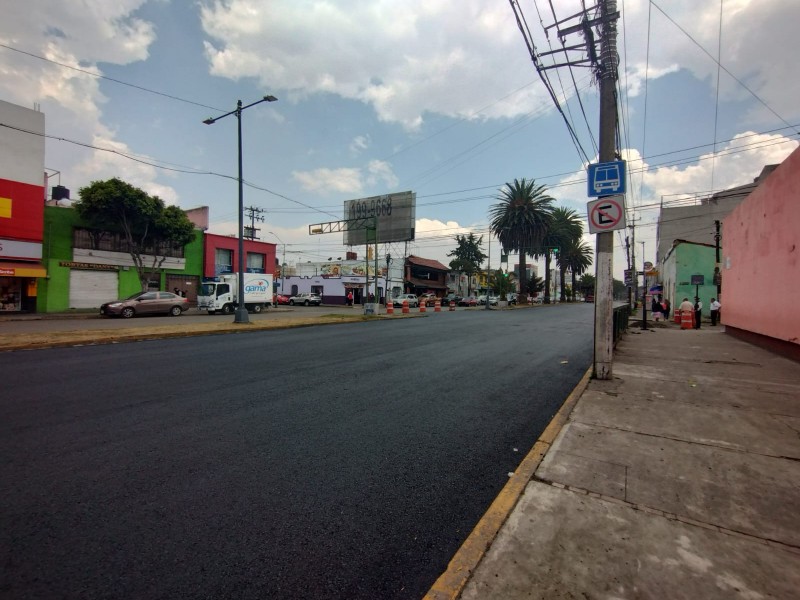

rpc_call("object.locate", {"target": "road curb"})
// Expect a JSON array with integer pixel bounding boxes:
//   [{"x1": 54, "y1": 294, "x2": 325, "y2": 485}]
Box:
[{"x1": 423, "y1": 367, "x2": 593, "y2": 600}]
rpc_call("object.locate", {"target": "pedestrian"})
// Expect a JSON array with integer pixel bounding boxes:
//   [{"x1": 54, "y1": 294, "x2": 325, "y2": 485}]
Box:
[
  {"x1": 694, "y1": 297, "x2": 703, "y2": 329},
  {"x1": 710, "y1": 298, "x2": 721, "y2": 326},
  {"x1": 679, "y1": 297, "x2": 694, "y2": 327},
  {"x1": 663, "y1": 298, "x2": 671, "y2": 321},
  {"x1": 347, "y1": 291, "x2": 353, "y2": 307},
  {"x1": 173, "y1": 287, "x2": 180, "y2": 295},
  {"x1": 651, "y1": 295, "x2": 663, "y2": 321}
]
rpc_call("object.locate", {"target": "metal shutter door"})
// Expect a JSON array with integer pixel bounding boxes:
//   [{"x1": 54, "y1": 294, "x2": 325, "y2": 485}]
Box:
[{"x1": 69, "y1": 270, "x2": 119, "y2": 309}]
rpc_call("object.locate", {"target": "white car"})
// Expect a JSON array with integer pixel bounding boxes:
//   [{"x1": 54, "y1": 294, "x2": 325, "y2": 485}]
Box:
[
  {"x1": 288, "y1": 293, "x2": 322, "y2": 306},
  {"x1": 477, "y1": 295, "x2": 498, "y2": 306},
  {"x1": 391, "y1": 294, "x2": 419, "y2": 308}
]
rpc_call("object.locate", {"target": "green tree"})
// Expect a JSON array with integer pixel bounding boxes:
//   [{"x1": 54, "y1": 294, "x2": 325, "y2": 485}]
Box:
[
  {"x1": 492, "y1": 268, "x2": 514, "y2": 300},
  {"x1": 562, "y1": 239, "x2": 593, "y2": 301},
  {"x1": 489, "y1": 179, "x2": 554, "y2": 305},
  {"x1": 76, "y1": 178, "x2": 196, "y2": 291},
  {"x1": 546, "y1": 207, "x2": 583, "y2": 303},
  {"x1": 448, "y1": 232, "x2": 486, "y2": 296},
  {"x1": 524, "y1": 274, "x2": 545, "y2": 297}
]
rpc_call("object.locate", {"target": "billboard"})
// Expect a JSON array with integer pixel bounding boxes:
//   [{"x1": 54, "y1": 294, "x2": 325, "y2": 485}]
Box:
[{"x1": 343, "y1": 191, "x2": 415, "y2": 245}]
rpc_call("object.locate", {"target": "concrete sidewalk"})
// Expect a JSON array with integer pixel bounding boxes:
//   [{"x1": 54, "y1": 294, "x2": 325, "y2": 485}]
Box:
[{"x1": 451, "y1": 324, "x2": 800, "y2": 599}]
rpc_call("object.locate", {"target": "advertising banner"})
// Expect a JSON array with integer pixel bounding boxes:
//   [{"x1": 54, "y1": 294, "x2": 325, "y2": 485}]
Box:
[{"x1": 0, "y1": 178, "x2": 45, "y2": 243}]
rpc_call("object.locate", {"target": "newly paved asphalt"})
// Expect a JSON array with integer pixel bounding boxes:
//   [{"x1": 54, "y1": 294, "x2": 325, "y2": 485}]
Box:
[{"x1": 0, "y1": 304, "x2": 593, "y2": 599}]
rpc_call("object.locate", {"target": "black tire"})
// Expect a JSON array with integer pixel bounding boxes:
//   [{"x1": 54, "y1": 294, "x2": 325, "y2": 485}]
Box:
[
  {"x1": 121, "y1": 307, "x2": 135, "y2": 319},
  {"x1": 252, "y1": 304, "x2": 263, "y2": 313},
  {"x1": 289, "y1": 300, "x2": 295, "y2": 306},
  {"x1": 304, "y1": 300, "x2": 310, "y2": 306},
  {"x1": 169, "y1": 305, "x2": 182, "y2": 317},
  {"x1": 222, "y1": 303, "x2": 233, "y2": 315}
]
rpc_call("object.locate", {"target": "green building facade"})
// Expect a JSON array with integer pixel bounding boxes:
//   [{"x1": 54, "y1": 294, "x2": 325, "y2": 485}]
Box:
[
  {"x1": 661, "y1": 240, "x2": 718, "y2": 318},
  {"x1": 37, "y1": 204, "x2": 204, "y2": 313}
]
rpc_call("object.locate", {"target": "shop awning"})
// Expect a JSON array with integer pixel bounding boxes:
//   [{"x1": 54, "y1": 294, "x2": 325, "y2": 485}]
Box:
[{"x1": 0, "y1": 261, "x2": 48, "y2": 278}]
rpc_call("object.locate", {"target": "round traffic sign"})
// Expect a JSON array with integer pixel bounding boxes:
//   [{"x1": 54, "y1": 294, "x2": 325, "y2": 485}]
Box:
[{"x1": 588, "y1": 197, "x2": 624, "y2": 231}]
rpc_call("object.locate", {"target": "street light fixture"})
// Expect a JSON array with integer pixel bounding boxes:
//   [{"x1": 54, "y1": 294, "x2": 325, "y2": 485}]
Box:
[{"x1": 203, "y1": 95, "x2": 278, "y2": 323}]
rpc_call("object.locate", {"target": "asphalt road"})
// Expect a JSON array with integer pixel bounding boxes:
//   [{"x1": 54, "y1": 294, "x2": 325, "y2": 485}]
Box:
[{"x1": 0, "y1": 304, "x2": 594, "y2": 599}]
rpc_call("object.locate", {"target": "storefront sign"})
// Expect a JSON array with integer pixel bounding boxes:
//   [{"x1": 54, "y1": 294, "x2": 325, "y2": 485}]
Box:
[{"x1": 59, "y1": 261, "x2": 119, "y2": 271}]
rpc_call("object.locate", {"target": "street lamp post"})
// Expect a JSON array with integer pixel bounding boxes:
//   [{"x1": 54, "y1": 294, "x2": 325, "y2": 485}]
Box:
[
  {"x1": 268, "y1": 231, "x2": 286, "y2": 297},
  {"x1": 204, "y1": 95, "x2": 278, "y2": 323}
]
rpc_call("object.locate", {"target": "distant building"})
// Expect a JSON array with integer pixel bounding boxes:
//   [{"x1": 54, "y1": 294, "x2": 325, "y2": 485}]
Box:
[{"x1": 656, "y1": 165, "x2": 776, "y2": 267}]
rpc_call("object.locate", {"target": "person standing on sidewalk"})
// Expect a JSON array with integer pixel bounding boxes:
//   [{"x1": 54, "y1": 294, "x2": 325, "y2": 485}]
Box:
[
  {"x1": 694, "y1": 297, "x2": 703, "y2": 329},
  {"x1": 710, "y1": 298, "x2": 721, "y2": 326},
  {"x1": 679, "y1": 297, "x2": 694, "y2": 327}
]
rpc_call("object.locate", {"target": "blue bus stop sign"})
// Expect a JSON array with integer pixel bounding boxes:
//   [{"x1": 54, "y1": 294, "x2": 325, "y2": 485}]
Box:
[{"x1": 588, "y1": 160, "x2": 626, "y2": 197}]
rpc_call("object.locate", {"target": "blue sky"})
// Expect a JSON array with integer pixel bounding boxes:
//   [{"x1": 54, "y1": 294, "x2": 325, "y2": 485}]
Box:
[{"x1": 2, "y1": 0, "x2": 797, "y2": 280}]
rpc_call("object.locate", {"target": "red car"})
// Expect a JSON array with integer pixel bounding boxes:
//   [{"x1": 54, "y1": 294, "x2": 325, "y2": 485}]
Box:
[
  {"x1": 458, "y1": 296, "x2": 478, "y2": 307},
  {"x1": 273, "y1": 294, "x2": 290, "y2": 305}
]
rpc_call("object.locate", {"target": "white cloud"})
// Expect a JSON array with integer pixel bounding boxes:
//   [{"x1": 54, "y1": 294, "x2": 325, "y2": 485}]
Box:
[
  {"x1": 349, "y1": 135, "x2": 370, "y2": 154},
  {"x1": 291, "y1": 160, "x2": 398, "y2": 195},
  {"x1": 0, "y1": 1, "x2": 177, "y2": 201},
  {"x1": 199, "y1": 0, "x2": 798, "y2": 130},
  {"x1": 643, "y1": 132, "x2": 798, "y2": 199}
]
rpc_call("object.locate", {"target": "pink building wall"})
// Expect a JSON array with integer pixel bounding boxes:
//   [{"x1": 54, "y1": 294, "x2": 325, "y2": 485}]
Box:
[{"x1": 722, "y1": 146, "x2": 800, "y2": 348}]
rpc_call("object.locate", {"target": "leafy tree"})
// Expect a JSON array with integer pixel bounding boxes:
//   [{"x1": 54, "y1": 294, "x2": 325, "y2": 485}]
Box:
[
  {"x1": 562, "y1": 239, "x2": 593, "y2": 301},
  {"x1": 489, "y1": 179, "x2": 554, "y2": 305},
  {"x1": 613, "y1": 278, "x2": 627, "y2": 300},
  {"x1": 448, "y1": 232, "x2": 486, "y2": 296},
  {"x1": 492, "y1": 268, "x2": 514, "y2": 300},
  {"x1": 76, "y1": 178, "x2": 196, "y2": 291},
  {"x1": 546, "y1": 207, "x2": 582, "y2": 303},
  {"x1": 524, "y1": 274, "x2": 545, "y2": 296}
]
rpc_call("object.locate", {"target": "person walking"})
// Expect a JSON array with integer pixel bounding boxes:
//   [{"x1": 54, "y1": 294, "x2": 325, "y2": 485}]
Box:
[
  {"x1": 346, "y1": 291, "x2": 353, "y2": 307},
  {"x1": 694, "y1": 297, "x2": 703, "y2": 329},
  {"x1": 651, "y1": 295, "x2": 663, "y2": 321},
  {"x1": 663, "y1": 297, "x2": 671, "y2": 321},
  {"x1": 710, "y1": 298, "x2": 721, "y2": 326}
]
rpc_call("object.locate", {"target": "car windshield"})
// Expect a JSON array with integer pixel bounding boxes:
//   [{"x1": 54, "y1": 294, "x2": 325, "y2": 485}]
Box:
[
  {"x1": 124, "y1": 292, "x2": 145, "y2": 300},
  {"x1": 199, "y1": 283, "x2": 216, "y2": 296}
]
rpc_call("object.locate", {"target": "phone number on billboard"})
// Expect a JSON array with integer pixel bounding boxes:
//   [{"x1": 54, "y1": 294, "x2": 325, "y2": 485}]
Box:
[{"x1": 348, "y1": 196, "x2": 392, "y2": 220}]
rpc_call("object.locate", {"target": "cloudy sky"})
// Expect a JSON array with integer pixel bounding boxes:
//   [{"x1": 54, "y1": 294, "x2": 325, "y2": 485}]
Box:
[{"x1": 1, "y1": 0, "x2": 797, "y2": 280}]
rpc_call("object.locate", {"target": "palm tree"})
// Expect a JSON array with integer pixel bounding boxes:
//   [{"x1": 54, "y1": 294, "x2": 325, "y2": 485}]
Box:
[
  {"x1": 489, "y1": 179, "x2": 554, "y2": 304},
  {"x1": 562, "y1": 239, "x2": 593, "y2": 301},
  {"x1": 542, "y1": 207, "x2": 582, "y2": 303}
]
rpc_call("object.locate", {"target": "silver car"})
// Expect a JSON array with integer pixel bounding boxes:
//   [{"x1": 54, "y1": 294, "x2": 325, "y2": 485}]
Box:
[{"x1": 288, "y1": 293, "x2": 322, "y2": 306}]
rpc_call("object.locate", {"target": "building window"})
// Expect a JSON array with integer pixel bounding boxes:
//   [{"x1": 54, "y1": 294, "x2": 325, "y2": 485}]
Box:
[
  {"x1": 73, "y1": 228, "x2": 185, "y2": 258},
  {"x1": 215, "y1": 248, "x2": 233, "y2": 275},
  {"x1": 311, "y1": 285, "x2": 323, "y2": 296},
  {"x1": 246, "y1": 252, "x2": 265, "y2": 273}
]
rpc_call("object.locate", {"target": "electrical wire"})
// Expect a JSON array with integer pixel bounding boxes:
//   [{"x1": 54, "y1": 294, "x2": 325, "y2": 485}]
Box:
[{"x1": 0, "y1": 42, "x2": 223, "y2": 112}]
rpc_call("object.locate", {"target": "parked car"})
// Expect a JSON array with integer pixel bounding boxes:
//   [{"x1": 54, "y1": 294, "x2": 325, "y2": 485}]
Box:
[
  {"x1": 458, "y1": 295, "x2": 478, "y2": 307},
  {"x1": 288, "y1": 293, "x2": 322, "y2": 306},
  {"x1": 477, "y1": 295, "x2": 498, "y2": 306},
  {"x1": 273, "y1": 294, "x2": 290, "y2": 306},
  {"x1": 100, "y1": 291, "x2": 188, "y2": 318},
  {"x1": 443, "y1": 294, "x2": 462, "y2": 306},
  {"x1": 392, "y1": 294, "x2": 419, "y2": 307},
  {"x1": 419, "y1": 293, "x2": 439, "y2": 307},
  {"x1": 584, "y1": 294, "x2": 595, "y2": 303}
]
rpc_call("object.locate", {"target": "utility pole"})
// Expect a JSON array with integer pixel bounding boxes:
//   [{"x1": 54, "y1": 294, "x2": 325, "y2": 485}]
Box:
[
  {"x1": 640, "y1": 241, "x2": 647, "y2": 330},
  {"x1": 714, "y1": 220, "x2": 722, "y2": 300},
  {"x1": 593, "y1": 0, "x2": 619, "y2": 380},
  {"x1": 244, "y1": 206, "x2": 266, "y2": 240}
]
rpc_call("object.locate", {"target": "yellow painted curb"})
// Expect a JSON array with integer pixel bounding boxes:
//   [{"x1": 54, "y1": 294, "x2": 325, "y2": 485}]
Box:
[{"x1": 423, "y1": 367, "x2": 592, "y2": 600}]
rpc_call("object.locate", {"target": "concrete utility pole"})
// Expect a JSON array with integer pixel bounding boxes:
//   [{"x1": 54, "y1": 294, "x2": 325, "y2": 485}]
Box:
[{"x1": 593, "y1": 0, "x2": 619, "y2": 380}]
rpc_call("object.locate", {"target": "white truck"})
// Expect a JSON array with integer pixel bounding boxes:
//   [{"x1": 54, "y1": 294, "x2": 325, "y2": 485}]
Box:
[{"x1": 197, "y1": 273, "x2": 273, "y2": 314}]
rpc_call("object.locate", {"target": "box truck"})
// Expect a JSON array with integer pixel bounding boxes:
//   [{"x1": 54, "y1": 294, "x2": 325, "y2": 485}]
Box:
[{"x1": 197, "y1": 273, "x2": 273, "y2": 314}]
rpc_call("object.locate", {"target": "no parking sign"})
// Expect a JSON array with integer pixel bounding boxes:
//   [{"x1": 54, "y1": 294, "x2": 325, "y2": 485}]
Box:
[{"x1": 587, "y1": 195, "x2": 626, "y2": 234}]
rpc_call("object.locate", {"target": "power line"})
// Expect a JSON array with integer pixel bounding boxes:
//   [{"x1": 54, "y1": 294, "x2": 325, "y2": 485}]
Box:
[{"x1": 0, "y1": 42, "x2": 223, "y2": 112}]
